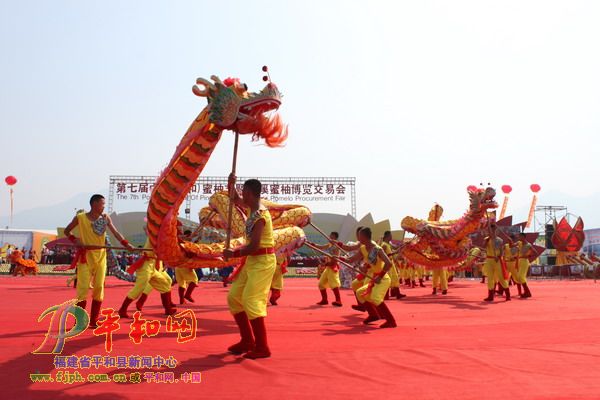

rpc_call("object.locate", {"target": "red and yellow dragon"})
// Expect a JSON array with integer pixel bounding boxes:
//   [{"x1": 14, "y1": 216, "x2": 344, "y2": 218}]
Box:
[
  {"x1": 146, "y1": 75, "x2": 310, "y2": 269},
  {"x1": 399, "y1": 186, "x2": 498, "y2": 268}
]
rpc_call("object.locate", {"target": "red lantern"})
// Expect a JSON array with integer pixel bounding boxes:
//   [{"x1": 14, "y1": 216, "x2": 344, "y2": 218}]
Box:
[
  {"x1": 530, "y1": 184, "x2": 541, "y2": 193},
  {"x1": 501, "y1": 185, "x2": 512, "y2": 194},
  {"x1": 5, "y1": 176, "x2": 17, "y2": 186}
]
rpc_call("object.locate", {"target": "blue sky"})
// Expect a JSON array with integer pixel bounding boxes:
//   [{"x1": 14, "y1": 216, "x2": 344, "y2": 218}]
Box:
[{"x1": 1, "y1": 0, "x2": 599, "y2": 229}]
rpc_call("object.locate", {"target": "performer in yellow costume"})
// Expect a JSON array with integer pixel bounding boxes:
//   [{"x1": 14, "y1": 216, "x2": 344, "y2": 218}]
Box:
[
  {"x1": 335, "y1": 227, "x2": 366, "y2": 311},
  {"x1": 310, "y1": 231, "x2": 343, "y2": 307},
  {"x1": 381, "y1": 231, "x2": 406, "y2": 299},
  {"x1": 175, "y1": 228, "x2": 199, "y2": 304},
  {"x1": 224, "y1": 177, "x2": 277, "y2": 359},
  {"x1": 482, "y1": 223, "x2": 510, "y2": 302},
  {"x1": 346, "y1": 227, "x2": 396, "y2": 328},
  {"x1": 118, "y1": 236, "x2": 177, "y2": 318},
  {"x1": 503, "y1": 236, "x2": 519, "y2": 296},
  {"x1": 269, "y1": 254, "x2": 287, "y2": 306},
  {"x1": 64, "y1": 194, "x2": 133, "y2": 327},
  {"x1": 431, "y1": 268, "x2": 449, "y2": 295},
  {"x1": 515, "y1": 232, "x2": 533, "y2": 298},
  {"x1": 175, "y1": 267, "x2": 199, "y2": 304}
]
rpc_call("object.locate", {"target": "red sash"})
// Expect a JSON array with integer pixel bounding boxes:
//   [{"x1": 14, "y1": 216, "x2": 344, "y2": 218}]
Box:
[
  {"x1": 126, "y1": 254, "x2": 160, "y2": 274},
  {"x1": 67, "y1": 248, "x2": 87, "y2": 270}
]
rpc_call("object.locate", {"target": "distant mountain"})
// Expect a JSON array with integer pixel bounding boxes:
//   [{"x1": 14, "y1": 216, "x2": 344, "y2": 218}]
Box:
[{"x1": 0, "y1": 190, "x2": 105, "y2": 230}]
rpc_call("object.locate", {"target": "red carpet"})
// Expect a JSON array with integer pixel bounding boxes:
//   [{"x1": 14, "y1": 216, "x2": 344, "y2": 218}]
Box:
[{"x1": 1, "y1": 275, "x2": 600, "y2": 400}]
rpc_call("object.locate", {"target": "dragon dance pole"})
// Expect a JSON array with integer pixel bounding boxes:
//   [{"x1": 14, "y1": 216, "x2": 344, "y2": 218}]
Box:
[
  {"x1": 526, "y1": 184, "x2": 541, "y2": 228},
  {"x1": 225, "y1": 133, "x2": 240, "y2": 250},
  {"x1": 304, "y1": 242, "x2": 375, "y2": 280},
  {"x1": 308, "y1": 222, "x2": 350, "y2": 256},
  {"x1": 54, "y1": 244, "x2": 152, "y2": 252}
]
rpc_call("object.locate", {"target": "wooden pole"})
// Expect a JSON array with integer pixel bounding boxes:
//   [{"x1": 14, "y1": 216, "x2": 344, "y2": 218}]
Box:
[
  {"x1": 54, "y1": 244, "x2": 151, "y2": 252},
  {"x1": 304, "y1": 242, "x2": 375, "y2": 280},
  {"x1": 308, "y1": 222, "x2": 350, "y2": 256},
  {"x1": 225, "y1": 133, "x2": 240, "y2": 250}
]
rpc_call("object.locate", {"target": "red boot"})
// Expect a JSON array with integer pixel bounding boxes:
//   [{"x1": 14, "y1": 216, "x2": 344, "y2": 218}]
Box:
[
  {"x1": 228, "y1": 312, "x2": 255, "y2": 355},
  {"x1": 419, "y1": 279, "x2": 425, "y2": 287},
  {"x1": 496, "y1": 283, "x2": 504, "y2": 296},
  {"x1": 504, "y1": 287, "x2": 511, "y2": 301},
  {"x1": 178, "y1": 286, "x2": 186, "y2": 305},
  {"x1": 362, "y1": 302, "x2": 381, "y2": 324},
  {"x1": 269, "y1": 288, "x2": 281, "y2": 306},
  {"x1": 376, "y1": 302, "x2": 397, "y2": 328},
  {"x1": 332, "y1": 288, "x2": 342, "y2": 307},
  {"x1": 160, "y1": 292, "x2": 177, "y2": 316},
  {"x1": 522, "y1": 283, "x2": 532, "y2": 298},
  {"x1": 484, "y1": 290, "x2": 494, "y2": 302},
  {"x1": 384, "y1": 289, "x2": 390, "y2": 300},
  {"x1": 89, "y1": 300, "x2": 102, "y2": 329},
  {"x1": 184, "y1": 282, "x2": 197, "y2": 303},
  {"x1": 392, "y1": 287, "x2": 406, "y2": 299},
  {"x1": 516, "y1": 284, "x2": 522, "y2": 297},
  {"x1": 118, "y1": 297, "x2": 134, "y2": 318},
  {"x1": 76, "y1": 300, "x2": 87, "y2": 310},
  {"x1": 316, "y1": 289, "x2": 328, "y2": 305},
  {"x1": 136, "y1": 293, "x2": 148, "y2": 311},
  {"x1": 244, "y1": 317, "x2": 271, "y2": 359}
]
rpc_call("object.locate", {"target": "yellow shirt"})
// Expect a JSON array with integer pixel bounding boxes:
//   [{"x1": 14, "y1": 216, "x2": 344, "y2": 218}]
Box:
[
  {"x1": 485, "y1": 238, "x2": 501, "y2": 260},
  {"x1": 503, "y1": 244, "x2": 515, "y2": 262},
  {"x1": 360, "y1": 242, "x2": 385, "y2": 274},
  {"x1": 381, "y1": 242, "x2": 396, "y2": 268},
  {"x1": 246, "y1": 207, "x2": 274, "y2": 250},
  {"x1": 77, "y1": 212, "x2": 107, "y2": 267}
]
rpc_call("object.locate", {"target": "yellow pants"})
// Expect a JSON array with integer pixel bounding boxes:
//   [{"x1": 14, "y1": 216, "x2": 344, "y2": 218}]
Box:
[
  {"x1": 227, "y1": 254, "x2": 276, "y2": 320},
  {"x1": 506, "y1": 260, "x2": 518, "y2": 282},
  {"x1": 416, "y1": 266, "x2": 425, "y2": 279},
  {"x1": 432, "y1": 269, "x2": 448, "y2": 290},
  {"x1": 399, "y1": 267, "x2": 408, "y2": 280},
  {"x1": 175, "y1": 267, "x2": 198, "y2": 289},
  {"x1": 127, "y1": 264, "x2": 172, "y2": 299},
  {"x1": 388, "y1": 264, "x2": 400, "y2": 288},
  {"x1": 318, "y1": 267, "x2": 341, "y2": 289},
  {"x1": 517, "y1": 259, "x2": 530, "y2": 284},
  {"x1": 483, "y1": 260, "x2": 508, "y2": 290},
  {"x1": 76, "y1": 258, "x2": 106, "y2": 302},
  {"x1": 271, "y1": 265, "x2": 284, "y2": 290},
  {"x1": 356, "y1": 274, "x2": 391, "y2": 306},
  {"x1": 407, "y1": 267, "x2": 416, "y2": 281}
]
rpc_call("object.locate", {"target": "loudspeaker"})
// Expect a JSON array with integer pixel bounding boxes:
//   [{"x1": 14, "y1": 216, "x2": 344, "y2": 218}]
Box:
[{"x1": 545, "y1": 224, "x2": 555, "y2": 249}]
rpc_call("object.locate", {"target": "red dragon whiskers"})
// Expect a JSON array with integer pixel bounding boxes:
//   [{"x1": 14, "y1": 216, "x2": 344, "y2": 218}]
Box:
[{"x1": 252, "y1": 112, "x2": 288, "y2": 147}]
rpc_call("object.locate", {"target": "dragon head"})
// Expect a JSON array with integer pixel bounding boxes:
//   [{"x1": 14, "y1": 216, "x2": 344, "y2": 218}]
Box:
[
  {"x1": 468, "y1": 186, "x2": 498, "y2": 214},
  {"x1": 193, "y1": 75, "x2": 287, "y2": 147}
]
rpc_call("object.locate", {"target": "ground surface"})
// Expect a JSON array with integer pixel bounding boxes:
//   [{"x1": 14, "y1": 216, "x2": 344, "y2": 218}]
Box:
[{"x1": 1, "y1": 275, "x2": 599, "y2": 400}]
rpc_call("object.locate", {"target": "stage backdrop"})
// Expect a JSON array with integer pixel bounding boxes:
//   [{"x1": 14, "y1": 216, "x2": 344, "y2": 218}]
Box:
[{"x1": 108, "y1": 176, "x2": 357, "y2": 222}]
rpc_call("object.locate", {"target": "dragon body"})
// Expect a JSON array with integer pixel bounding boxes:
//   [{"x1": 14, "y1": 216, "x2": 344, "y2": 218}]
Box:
[
  {"x1": 399, "y1": 187, "x2": 498, "y2": 269},
  {"x1": 147, "y1": 75, "x2": 308, "y2": 269}
]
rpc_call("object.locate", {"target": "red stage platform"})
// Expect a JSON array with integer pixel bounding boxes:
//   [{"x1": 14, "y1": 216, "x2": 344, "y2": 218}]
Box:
[{"x1": 1, "y1": 275, "x2": 600, "y2": 400}]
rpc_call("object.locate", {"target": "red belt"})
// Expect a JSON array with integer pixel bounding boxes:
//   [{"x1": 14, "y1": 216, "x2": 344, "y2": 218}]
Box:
[{"x1": 250, "y1": 247, "x2": 275, "y2": 256}]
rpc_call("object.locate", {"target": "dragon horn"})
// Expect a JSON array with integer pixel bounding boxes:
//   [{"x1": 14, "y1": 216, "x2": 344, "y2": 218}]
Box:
[{"x1": 192, "y1": 78, "x2": 216, "y2": 97}]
